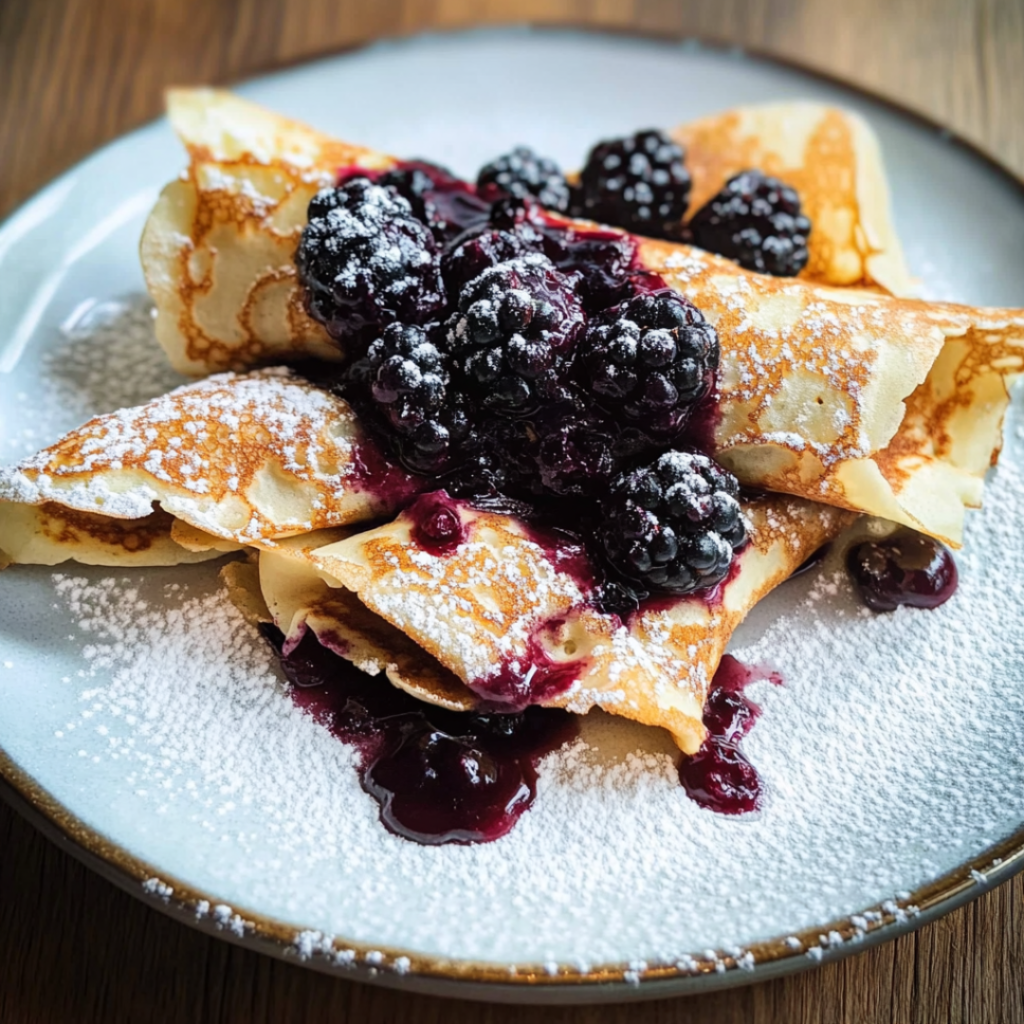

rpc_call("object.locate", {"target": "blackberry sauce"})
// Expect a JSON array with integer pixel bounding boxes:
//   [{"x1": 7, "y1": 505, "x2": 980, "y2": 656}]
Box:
[
  {"x1": 347, "y1": 435, "x2": 426, "y2": 510},
  {"x1": 267, "y1": 625, "x2": 577, "y2": 844},
  {"x1": 678, "y1": 655, "x2": 782, "y2": 815}
]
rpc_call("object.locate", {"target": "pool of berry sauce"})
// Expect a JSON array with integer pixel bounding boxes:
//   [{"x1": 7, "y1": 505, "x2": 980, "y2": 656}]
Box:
[
  {"x1": 678, "y1": 654, "x2": 783, "y2": 815},
  {"x1": 264, "y1": 623, "x2": 577, "y2": 845}
]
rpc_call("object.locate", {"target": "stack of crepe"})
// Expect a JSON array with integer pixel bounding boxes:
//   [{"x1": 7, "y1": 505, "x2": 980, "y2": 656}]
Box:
[{"x1": 2, "y1": 90, "x2": 1021, "y2": 755}]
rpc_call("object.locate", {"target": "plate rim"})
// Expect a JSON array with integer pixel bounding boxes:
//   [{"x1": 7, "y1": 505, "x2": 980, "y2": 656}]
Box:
[{"x1": 2, "y1": 24, "x2": 1023, "y2": 1005}]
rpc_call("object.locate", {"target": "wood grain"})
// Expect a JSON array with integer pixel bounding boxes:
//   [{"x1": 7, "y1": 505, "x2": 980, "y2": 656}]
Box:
[{"x1": 1, "y1": 1, "x2": 1023, "y2": 1021}]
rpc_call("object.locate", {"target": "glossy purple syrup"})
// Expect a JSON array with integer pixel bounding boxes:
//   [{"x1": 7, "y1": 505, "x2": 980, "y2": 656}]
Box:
[
  {"x1": 337, "y1": 161, "x2": 491, "y2": 244},
  {"x1": 681, "y1": 387, "x2": 724, "y2": 456},
  {"x1": 406, "y1": 490, "x2": 466, "y2": 555},
  {"x1": 678, "y1": 655, "x2": 782, "y2": 815},
  {"x1": 471, "y1": 634, "x2": 585, "y2": 710},
  {"x1": 847, "y1": 530, "x2": 959, "y2": 612},
  {"x1": 266, "y1": 625, "x2": 577, "y2": 845},
  {"x1": 348, "y1": 435, "x2": 426, "y2": 510},
  {"x1": 518, "y1": 518, "x2": 598, "y2": 595}
]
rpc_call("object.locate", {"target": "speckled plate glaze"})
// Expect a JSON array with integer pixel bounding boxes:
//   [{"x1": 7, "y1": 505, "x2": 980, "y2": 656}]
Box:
[{"x1": 1, "y1": 28, "x2": 1024, "y2": 1005}]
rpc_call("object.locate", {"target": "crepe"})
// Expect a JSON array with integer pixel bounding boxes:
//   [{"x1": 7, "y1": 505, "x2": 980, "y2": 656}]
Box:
[
  {"x1": 0, "y1": 367, "x2": 423, "y2": 562},
  {"x1": 253, "y1": 531, "x2": 478, "y2": 711},
  {"x1": 672, "y1": 101, "x2": 913, "y2": 295},
  {"x1": 143, "y1": 90, "x2": 912, "y2": 379},
  {"x1": 141, "y1": 89, "x2": 392, "y2": 377},
  {"x1": 139, "y1": 89, "x2": 1024, "y2": 546},
  {"x1": 640, "y1": 240, "x2": 1024, "y2": 546},
  {"x1": 0, "y1": 502, "x2": 232, "y2": 569},
  {"x1": 250, "y1": 495, "x2": 853, "y2": 754}
]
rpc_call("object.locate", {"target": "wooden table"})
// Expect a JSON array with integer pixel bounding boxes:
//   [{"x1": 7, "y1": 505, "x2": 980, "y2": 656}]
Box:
[{"x1": 1, "y1": 1, "x2": 1022, "y2": 1021}]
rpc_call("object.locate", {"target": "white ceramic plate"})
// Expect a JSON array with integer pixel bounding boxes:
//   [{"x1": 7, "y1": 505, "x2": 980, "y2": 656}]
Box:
[{"x1": 2, "y1": 27, "x2": 1024, "y2": 1005}]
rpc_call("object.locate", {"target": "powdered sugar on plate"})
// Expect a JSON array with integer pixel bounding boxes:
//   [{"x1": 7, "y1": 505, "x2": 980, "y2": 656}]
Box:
[
  {"x1": 3, "y1": 397, "x2": 1020, "y2": 966},
  {"x1": 0, "y1": 297, "x2": 186, "y2": 463}
]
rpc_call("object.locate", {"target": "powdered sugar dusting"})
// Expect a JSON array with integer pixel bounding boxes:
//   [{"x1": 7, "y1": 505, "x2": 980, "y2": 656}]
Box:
[
  {"x1": 0, "y1": 366, "x2": 388, "y2": 543},
  {"x1": 0, "y1": 297, "x2": 186, "y2": 463}
]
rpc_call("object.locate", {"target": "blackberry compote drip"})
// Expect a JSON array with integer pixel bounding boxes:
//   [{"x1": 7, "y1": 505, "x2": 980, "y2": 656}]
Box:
[
  {"x1": 678, "y1": 655, "x2": 781, "y2": 815},
  {"x1": 266, "y1": 626, "x2": 577, "y2": 845},
  {"x1": 846, "y1": 530, "x2": 958, "y2": 612}
]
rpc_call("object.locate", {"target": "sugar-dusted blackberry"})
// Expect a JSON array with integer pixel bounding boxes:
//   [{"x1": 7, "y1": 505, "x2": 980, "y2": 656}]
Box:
[
  {"x1": 577, "y1": 130, "x2": 691, "y2": 238},
  {"x1": 296, "y1": 177, "x2": 446, "y2": 343},
  {"x1": 687, "y1": 169, "x2": 811, "y2": 277},
  {"x1": 477, "y1": 147, "x2": 571, "y2": 213},
  {"x1": 599, "y1": 451, "x2": 746, "y2": 595},
  {"x1": 446, "y1": 254, "x2": 586, "y2": 417},
  {"x1": 577, "y1": 289, "x2": 719, "y2": 438},
  {"x1": 355, "y1": 323, "x2": 471, "y2": 474}
]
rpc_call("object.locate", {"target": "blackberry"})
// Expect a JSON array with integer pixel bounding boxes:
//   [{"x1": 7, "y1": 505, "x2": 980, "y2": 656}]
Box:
[
  {"x1": 687, "y1": 170, "x2": 811, "y2": 277},
  {"x1": 577, "y1": 130, "x2": 691, "y2": 238},
  {"x1": 446, "y1": 254, "x2": 585, "y2": 417},
  {"x1": 353, "y1": 323, "x2": 471, "y2": 474},
  {"x1": 577, "y1": 290, "x2": 719, "y2": 438},
  {"x1": 477, "y1": 147, "x2": 572, "y2": 213},
  {"x1": 296, "y1": 177, "x2": 446, "y2": 343},
  {"x1": 599, "y1": 451, "x2": 746, "y2": 595}
]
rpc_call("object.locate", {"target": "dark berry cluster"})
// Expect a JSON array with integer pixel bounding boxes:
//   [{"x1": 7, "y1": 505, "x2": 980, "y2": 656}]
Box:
[
  {"x1": 576, "y1": 129, "x2": 692, "y2": 239},
  {"x1": 296, "y1": 151, "x2": 763, "y2": 598},
  {"x1": 578, "y1": 290, "x2": 719, "y2": 437},
  {"x1": 297, "y1": 178, "x2": 446, "y2": 344},
  {"x1": 474, "y1": 134, "x2": 811, "y2": 278},
  {"x1": 598, "y1": 451, "x2": 746, "y2": 595},
  {"x1": 445, "y1": 254, "x2": 585, "y2": 416},
  {"x1": 687, "y1": 170, "x2": 811, "y2": 277}
]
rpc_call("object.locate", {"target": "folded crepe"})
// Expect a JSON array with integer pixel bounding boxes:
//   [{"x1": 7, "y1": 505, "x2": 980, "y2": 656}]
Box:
[
  {"x1": 139, "y1": 89, "x2": 1024, "y2": 547},
  {"x1": 251, "y1": 530, "x2": 478, "y2": 712},
  {"x1": 247, "y1": 494, "x2": 853, "y2": 754},
  {"x1": 0, "y1": 502, "x2": 234, "y2": 570},
  {"x1": 0, "y1": 367, "x2": 423, "y2": 565},
  {"x1": 143, "y1": 89, "x2": 913, "y2": 380},
  {"x1": 672, "y1": 101, "x2": 913, "y2": 295}
]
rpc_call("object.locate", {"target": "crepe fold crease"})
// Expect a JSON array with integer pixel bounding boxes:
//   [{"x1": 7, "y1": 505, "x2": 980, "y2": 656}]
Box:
[
  {"x1": 138, "y1": 89, "x2": 1024, "y2": 547},
  {"x1": 242, "y1": 496, "x2": 854, "y2": 754}
]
